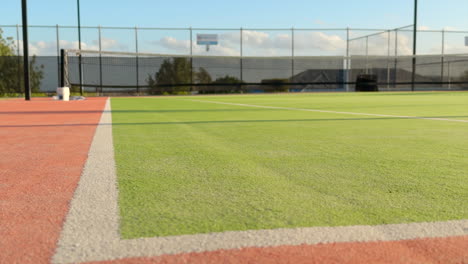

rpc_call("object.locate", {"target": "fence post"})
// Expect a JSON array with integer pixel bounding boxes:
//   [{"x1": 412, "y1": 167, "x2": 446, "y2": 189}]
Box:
[
  {"x1": 394, "y1": 28, "x2": 399, "y2": 87},
  {"x1": 135, "y1": 26, "x2": 139, "y2": 95},
  {"x1": 21, "y1": 0, "x2": 31, "y2": 100},
  {"x1": 448, "y1": 61, "x2": 451, "y2": 90},
  {"x1": 291, "y1": 28, "x2": 295, "y2": 83},
  {"x1": 190, "y1": 27, "x2": 193, "y2": 92},
  {"x1": 16, "y1": 24, "x2": 21, "y2": 92},
  {"x1": 98, "y1": 25, "x2": 103, "y2": 95},
  {"x1": 56, "y1": 24, "x2": 60, "y2": 89},
  {"x1": 365, "y1": 36, "x2": 369, "y2": 74},
  {"x1": 387, "y1": 30, "x2": 391, "y2": 89},
  {"x1": 411, "y1": 2, "x2": 418, "y2": 92},
  {"x1": 441, "y1": 29, "x2": 445, "y2": 85},
  {"x1": 346, "y1": 27, "x2": 350, "y2": 92},
  {"x1": 15, "y1": 24, "x2": 21, "y2": 56},
  {"x1": 77, "y1": 22, "x2": 83, "y2": 95},
  {"x1": 240, "y1": 27, "x2": 243, "y2": 91}
]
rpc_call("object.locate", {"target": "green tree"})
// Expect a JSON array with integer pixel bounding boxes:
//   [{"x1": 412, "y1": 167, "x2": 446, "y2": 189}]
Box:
[
  {"x1": 213, "y1": 75, "x2": 242, "y2": 84},
  {"x1": 147, "y1": 57, "x2": 192, "y2": 94},
  {"x1": 261, "y1": 78, "x2": 290, "y2": 93},
  {"x1": 195, "y1": 67, "x2": 212, "y2": 83},
  {"x1": 459, "y1": 70, "x2": 468, "y2": 89},
  {"x1": 211, "y1": 75, "x2": 244, "y2": 93},
  {"x1": 0, "y1": 29, "x2": 44, "y2": 96},
  {"x1": 195, "y1": 67, "x2": 212, "y2": 93},
  {"x1": 461, "y1": 71, "x2": 468, "y2": 81},
  {"x1": 147, "y1": 58, "x2": 217, "y2": 95}
]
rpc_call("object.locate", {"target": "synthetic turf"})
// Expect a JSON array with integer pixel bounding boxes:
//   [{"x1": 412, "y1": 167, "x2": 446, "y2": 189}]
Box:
[{"x1": 111, "y1": 92, "x2": 468, "y2": 238}]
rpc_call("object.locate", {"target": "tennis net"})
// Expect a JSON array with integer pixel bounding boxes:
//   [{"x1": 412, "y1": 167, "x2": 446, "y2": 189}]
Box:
[{"x1": 61, "y1": 49, "x2": 468, "y2": 94}]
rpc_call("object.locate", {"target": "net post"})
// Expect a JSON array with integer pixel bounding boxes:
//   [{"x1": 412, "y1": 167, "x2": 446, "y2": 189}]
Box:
[{"x1": 60, "y1": 49, "x2": 65, "y2": 88}]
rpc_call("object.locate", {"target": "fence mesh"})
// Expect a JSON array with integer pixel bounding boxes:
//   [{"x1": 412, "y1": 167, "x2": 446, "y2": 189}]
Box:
[
  {"x1": 1, "y1": 25, "x2": 468, "y2": 95},
  {"x1": 349, "y1": 54, "x2": 468, "y2": 90}
]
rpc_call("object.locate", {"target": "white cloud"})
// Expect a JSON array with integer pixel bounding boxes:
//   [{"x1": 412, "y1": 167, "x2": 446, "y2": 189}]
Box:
[
  {"x1": 419, "y1": 26, "x2": 431, "y2": 30},
  {"x1": 349, "y1": 33, "x2": 412, "y2": 56},
  {"x1": 440, "y1": 44, "x2": 468, "y2": 54},
  {"x1": 15, "y1": 38, "x2": 126, "y2": 56},
  {"x1": 241, "y1": 30, "x2": 347, "y2": 55},
  {"x1": 242, "y1": 30, "x2": 346, "y2": 55},
  {"x1": 15, "y1": 30, "x2": 417, "y2": 58},
  {"x1": 443, "y1": 26, "x2": 458, "y2": 31},
  {"x1": 242, "y1": 30, "x2": 272, "y2": 47},
  {"x1": 295, "y1": 32, "x2": 346, "y2": 52},
  {"x1": 155, "y1": 36, "x2": 240, "y2": 56},
  {"x1": 158, "y1": 37, "x2": 190, "y2": 52},
  {"x1": 313, "y1": 20, "x2": 327, "y2": 26},
  {"x1": 94, "y1": 38, "x2": 128, "y2": 51},
  {"x1": 396, "y1": 35, "x2": 413, "y2": 55},
  {"x1": 152, "y1": 30, "x2": 348, "y2": 56}
]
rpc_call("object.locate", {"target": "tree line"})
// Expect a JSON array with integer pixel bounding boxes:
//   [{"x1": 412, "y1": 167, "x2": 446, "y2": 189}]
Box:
[
  {"x1": 146, "y1": 57, "x2": 244, "y2": 94},
  {"x1": 0, "y1": 29, "x2": 44, "y2": 96}
]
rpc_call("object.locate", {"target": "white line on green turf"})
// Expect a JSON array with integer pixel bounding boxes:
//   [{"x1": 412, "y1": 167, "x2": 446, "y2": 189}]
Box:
[
  {"x1": 189, "y1": 99, "x2": 468, "y2": 123},
  {"x1": 52, "y1": 98, "x2": 468, "y2": 264}
]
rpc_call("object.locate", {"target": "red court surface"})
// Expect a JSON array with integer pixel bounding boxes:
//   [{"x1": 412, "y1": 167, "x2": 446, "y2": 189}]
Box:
[
  {"x1": 0, "y1": 98, "x2": 107, "y2": 264},
  {"x1": 87, "y1": 236, "x2": 468, "y2": 264}
]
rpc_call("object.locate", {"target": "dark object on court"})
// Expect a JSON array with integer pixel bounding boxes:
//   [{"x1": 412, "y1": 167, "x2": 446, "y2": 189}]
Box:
[{"x1": 356, "y1": 74, "x2": 378, "y2": 92}]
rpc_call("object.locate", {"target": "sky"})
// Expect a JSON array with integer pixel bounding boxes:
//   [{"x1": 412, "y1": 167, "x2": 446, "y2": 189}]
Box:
[
  {"x1": 1, "y1": 0, "x2": 467, "y2": 57},
  {"x1": 1, "y1": 0, "x2": 468, "y2": 30}
]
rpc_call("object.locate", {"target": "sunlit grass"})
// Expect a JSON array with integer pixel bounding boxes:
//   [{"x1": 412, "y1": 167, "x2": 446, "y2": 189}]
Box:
[{"x1": 112, "y1": 92, "x2": 468, "y2": 238}]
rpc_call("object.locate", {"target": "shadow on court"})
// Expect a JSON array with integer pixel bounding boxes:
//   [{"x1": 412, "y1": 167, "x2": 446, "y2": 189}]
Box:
[{"x1": 2, "y1": 115, "x2": 468, "y2": 128}]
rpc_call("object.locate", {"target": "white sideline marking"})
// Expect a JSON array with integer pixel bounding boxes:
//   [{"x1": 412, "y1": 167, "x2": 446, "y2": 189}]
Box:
[
  {"x1": 190, "y1": 99, "x2": 468, "y2": 123},
  {"x1": 52, "y1": 98, "x2": 468, "y2": 264}
]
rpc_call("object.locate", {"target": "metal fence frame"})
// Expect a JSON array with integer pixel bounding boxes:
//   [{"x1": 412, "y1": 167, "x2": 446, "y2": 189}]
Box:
[{"x1": 1, "y1": 24, "x2": 467, "y2": 93}]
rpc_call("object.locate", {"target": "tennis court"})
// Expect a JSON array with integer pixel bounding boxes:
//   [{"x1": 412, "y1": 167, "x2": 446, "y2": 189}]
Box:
[{"x1": 111, "y1": 92, "x2": 468, "y2": 239}]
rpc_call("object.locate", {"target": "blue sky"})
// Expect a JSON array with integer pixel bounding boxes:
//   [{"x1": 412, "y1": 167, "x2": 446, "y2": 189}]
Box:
[{"x1": 1, "y1": 0, "x2": 468, "y2": 30}]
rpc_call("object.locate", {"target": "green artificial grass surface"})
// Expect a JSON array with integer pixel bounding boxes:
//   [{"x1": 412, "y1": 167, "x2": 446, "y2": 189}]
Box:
[{"x1": 111, "y1": 92, "x2": 468, "y2": 239}]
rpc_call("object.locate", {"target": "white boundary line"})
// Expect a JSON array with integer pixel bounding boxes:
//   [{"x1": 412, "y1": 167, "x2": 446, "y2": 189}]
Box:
[
  {"x1": 52, "y1": 98, "x2": 468, "y2": 264},
  {"x1": 189, "y1": 99, "x2": 468, "y2": 123}
]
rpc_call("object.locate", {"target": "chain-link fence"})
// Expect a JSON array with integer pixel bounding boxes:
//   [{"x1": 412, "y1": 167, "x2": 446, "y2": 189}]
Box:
[{"x1": 1, "y1": 24, "x2": 467, "y2": 95}]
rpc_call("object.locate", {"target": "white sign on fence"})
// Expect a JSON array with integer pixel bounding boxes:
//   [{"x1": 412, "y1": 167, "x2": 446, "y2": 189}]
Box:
[
  {"x1": 197, "y1": 34, "x2": 218, "y2": 51},
  {"x1": 197, "y1": 34, "x2": 218, "y2": 45}
]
